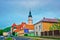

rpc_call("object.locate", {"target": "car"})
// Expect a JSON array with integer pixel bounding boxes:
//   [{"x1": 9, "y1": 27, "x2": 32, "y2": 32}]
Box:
[
  {"x1": 0, "y1": 36, "x2": 5, "y2": 40},
  {"x1": 0, "y1": 36, "x2": 4, "y2": 38}
]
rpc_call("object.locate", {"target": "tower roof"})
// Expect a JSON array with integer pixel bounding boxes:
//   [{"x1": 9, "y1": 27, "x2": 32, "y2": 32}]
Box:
[
  {"x1": 28, "y1": 11, "x2": 32, "y2": 17},
  {"x1": 12, "y1": 23, "x2": 16, "y2": 27}
]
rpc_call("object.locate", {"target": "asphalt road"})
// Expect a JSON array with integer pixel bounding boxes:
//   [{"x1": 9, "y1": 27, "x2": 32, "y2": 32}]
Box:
[{"x1": 13, "y1": 36, "x2": 32, "y2": 40}]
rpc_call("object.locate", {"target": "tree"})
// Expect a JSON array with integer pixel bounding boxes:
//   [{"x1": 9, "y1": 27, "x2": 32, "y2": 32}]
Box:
[
  {"x1": 12, "y1": 32, "x2": 15, "y2": 36},
  {"x1": 50, "y1": 19, "x2": 60, "y2": 31},
  {"x1": 3, "y1": 26, "x2": 11, "y2": 32},
  {"x1": 0, "y1": 29, "x2": 4, "y2": 35},
  {"x1": 50, "y1": 26, "x2": 54, "y2": 31},
  {"x1": 56, "y1": 18, "x2": 60, "y2": 30}
]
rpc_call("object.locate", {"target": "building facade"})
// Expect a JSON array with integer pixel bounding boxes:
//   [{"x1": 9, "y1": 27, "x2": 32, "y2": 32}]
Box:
[
  {"x1": 34, "y1": 22, "x2": 42, "y2": 36},
  {"x1": 34, "y1": 17, "x2": 59, "y2": 36}
]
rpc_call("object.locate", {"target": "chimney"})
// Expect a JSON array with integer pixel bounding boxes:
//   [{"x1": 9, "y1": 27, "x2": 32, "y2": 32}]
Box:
[{"x1": 43, "y1": 17, "x2": 45, "y2": 19}]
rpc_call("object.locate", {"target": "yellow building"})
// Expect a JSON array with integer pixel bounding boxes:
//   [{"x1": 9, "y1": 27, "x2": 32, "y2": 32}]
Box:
[{"x1": 34, "y1": 17, "x2": 59, "y2": 36}]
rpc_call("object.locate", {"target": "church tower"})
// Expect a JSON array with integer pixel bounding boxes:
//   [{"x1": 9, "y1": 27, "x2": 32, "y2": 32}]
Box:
[{"x1": 28, "y1": 11, "x2": 33, "y2": 25}]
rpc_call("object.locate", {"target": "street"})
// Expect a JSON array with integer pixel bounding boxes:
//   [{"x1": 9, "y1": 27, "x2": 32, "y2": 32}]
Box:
[
  {"x1": 13, "y1": 36, "x2": 32, "y2": 40},
  {"x1": 0, "y1": 36, "x2": 57, "y2": 40}
]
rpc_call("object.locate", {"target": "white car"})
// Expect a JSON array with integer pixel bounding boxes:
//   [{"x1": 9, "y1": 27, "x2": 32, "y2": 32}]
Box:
[
  {"x1": 0, "y1": 36, "x2": 4, "y2": 37},
  {"x1": 0, "y1": 36, "x2": 5, "y2": 40}
]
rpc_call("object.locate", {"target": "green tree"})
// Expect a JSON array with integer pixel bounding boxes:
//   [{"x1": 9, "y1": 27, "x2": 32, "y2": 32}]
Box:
[
  {"x1": 12, "y1": 32, "x2": 15, "y2": 36},
  {"x1": 50, "y1": 26, "x2": 54, "y2": 31},
  {"x1": 56, "y1": 18, "x2": 60, "y2": 30},
  {"x1": 50, "y1": 19, "x2": 60, "y2": 31},
  {"x1": 0, "y1": 29, "x2": 4, "y2": 35},
  {"x1": 3, "y1": 26, "x2": 11, "y2": 32}
]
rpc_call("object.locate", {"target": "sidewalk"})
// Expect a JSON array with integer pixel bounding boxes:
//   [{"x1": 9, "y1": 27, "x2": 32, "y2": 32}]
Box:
[
  {"x1": 23, "y1": 36, "x2": 42, "y2": 40},
  {"x1": 23, "y1": 36, "x2": 57, "y2": 40}
]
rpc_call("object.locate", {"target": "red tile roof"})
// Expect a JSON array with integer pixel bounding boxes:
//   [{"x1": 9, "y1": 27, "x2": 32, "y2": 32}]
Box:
[
  {"x1": 12, "y1": 23, "x2": 16, "y2": 27},
  {"x1": 26, "y1": 24, "x2": 34, "y2": 30},
  {"x1": 12, "y1": 22, "x2": 26, "y2": 32}
]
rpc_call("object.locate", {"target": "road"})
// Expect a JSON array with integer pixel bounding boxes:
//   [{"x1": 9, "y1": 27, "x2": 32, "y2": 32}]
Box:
[{"x1": 13, "y1": 36, "x2": 32, "y2": 40}]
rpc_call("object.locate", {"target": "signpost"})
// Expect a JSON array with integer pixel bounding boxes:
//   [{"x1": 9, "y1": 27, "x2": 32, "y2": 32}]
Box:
[
  {"x1": 24, "y1": 29, "x2": 29, "y2": 34},
  {"x1": 24, "y1": 29, "x2": 29, "y2": 36}
]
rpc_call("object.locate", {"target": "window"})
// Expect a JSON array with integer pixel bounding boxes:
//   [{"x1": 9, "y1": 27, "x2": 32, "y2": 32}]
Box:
[
  {"x1": 36, "y1": 26, "x2": 37, "y2": 29},
  {"x1": 39, "y1": 25, "x2": 41, "y2": 30}
]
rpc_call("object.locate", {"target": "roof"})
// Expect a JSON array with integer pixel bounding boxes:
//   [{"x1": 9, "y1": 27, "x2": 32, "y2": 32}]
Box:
[
  {"x1": 26, "y1": 24, "x2": 34, "y2": 30},
  {"x1": 12, "y1": 23, "x2": 16, "y2": 27},
  {"x1": 28, "y1": 11, "x2": 32, "y2": 17},
  {"x1": 14, "y1": 29, "x2": 20, "y2": 32},
  {"x1": 12, "y1": 22, "x2": 34, "y2": 32},
  {"x1": 41, "y1": 18, "x2": 58, "y2": 22},
  {"x1": 34, "y1": 18, "x2": 58, "y2": 25}
]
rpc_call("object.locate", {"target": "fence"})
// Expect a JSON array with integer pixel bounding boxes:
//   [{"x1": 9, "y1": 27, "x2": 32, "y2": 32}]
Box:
[{"x1": 41, "y1": 30, "x2": 60, "y2": 36}]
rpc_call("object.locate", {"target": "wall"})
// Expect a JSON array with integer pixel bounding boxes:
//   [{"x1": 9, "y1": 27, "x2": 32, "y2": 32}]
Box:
[
  {"x1": 42, "y1": 22, "x2": 53, "y2": 32},
  {"x1": 34, "y1": 22, "x2": 42, "y2": 36},
  {"x1": 42, "y1": 22, "x2": 60, "y2": 32}
]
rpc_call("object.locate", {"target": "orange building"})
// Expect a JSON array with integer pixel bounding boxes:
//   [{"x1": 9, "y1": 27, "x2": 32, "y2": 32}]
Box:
[
  {"x1": 41, "y1": 18, "x2": 59, "y2": 32},
  {"x1": 34, "y1": 17, "x2": 60, "y2": 36}
]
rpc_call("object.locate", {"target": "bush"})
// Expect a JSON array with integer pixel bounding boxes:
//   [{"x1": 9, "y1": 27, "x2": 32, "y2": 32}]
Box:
[
  {"x1": 24, "y1": 34, "x2": 28, "y2": 36},
  {"x1": 12, "y1": 32, "x2": 15, "y2": 36}
]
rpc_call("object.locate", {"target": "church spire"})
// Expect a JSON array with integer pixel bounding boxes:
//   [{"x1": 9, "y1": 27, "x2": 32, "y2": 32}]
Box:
[
  {"x1": 28, "y1": 10, "x2": 33, "y2": 25},
  {"x1": 28, "y1": 11, "x2": 32, "y2": 17}
]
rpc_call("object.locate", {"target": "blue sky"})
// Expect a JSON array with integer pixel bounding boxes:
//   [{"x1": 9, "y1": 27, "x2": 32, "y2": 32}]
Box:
[{"x1": 0, "y1": 0, "x2": 60, "y2": 29}]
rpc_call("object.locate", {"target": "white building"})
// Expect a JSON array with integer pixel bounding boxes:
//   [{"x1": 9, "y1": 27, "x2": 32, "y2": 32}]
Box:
[{"x1": 34, "y1": 22, "x2": 42, "y2": 36}]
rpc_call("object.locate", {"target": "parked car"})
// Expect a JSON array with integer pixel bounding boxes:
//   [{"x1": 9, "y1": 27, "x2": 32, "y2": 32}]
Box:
[{"x1": 0, "y1": 36, "x2": 5, "y2": 40}]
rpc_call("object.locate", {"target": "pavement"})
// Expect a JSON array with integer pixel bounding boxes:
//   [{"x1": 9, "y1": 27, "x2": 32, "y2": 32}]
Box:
[
  {"x1": 14, "y1": 36, "x2": 56, "y2": 40},
  {"x1": 0, "y1": 36, "x2": 57, "y2": 40},
  {"x1": 13, "y1": 36, "x2": 32, "y2": 40},
  {"x1": 23, "y1": 36, "x2": 57, "y2": 40},
  {"x1": 40, "y1": 38, "x2": 60, "y2": 40}
]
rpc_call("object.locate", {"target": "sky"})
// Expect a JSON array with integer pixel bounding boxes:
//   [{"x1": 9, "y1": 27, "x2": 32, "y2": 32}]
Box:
[{"x1": 0, "y1": 0, "x2": 60, "y2": 29}]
